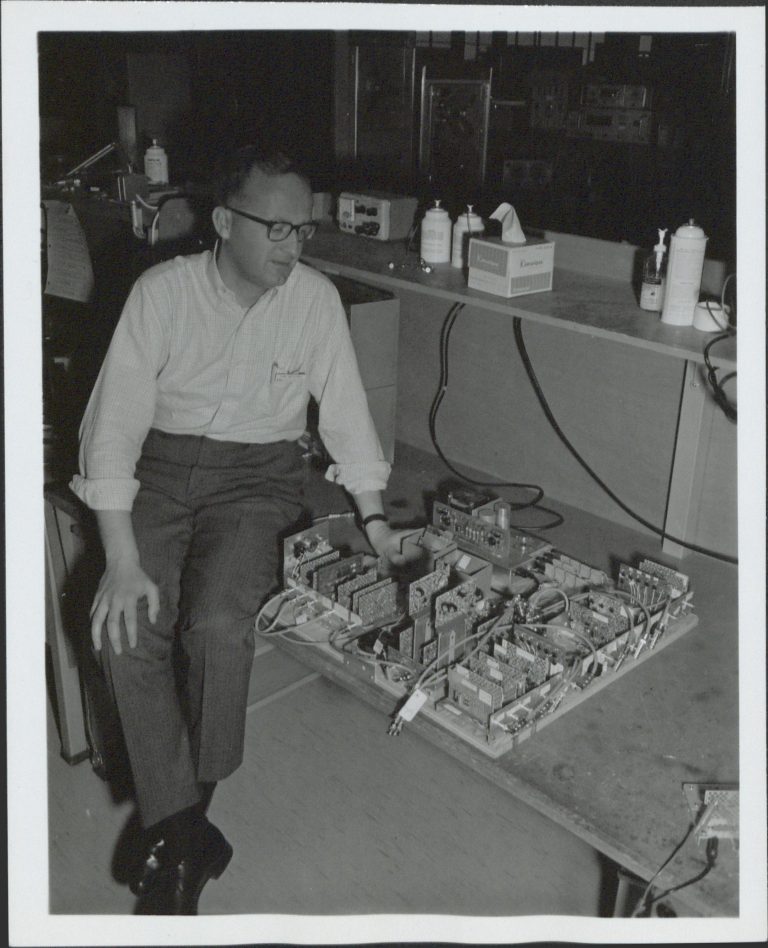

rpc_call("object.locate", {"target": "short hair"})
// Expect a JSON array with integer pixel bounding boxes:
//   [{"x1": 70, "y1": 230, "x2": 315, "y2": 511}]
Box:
[{"x1": 212, "y1": 144, "x2": 311, "y2": 208}]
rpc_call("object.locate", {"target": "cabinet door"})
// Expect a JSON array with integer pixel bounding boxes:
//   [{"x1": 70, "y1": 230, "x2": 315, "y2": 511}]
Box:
[{"x1": 348, "y1": 297, "x2": 400, "y2": 390}]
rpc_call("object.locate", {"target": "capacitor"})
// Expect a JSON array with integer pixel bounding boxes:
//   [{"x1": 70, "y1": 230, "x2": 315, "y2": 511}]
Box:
[
  {"x1": 661, "y1": 219, "x2": 708, "y2": 326},
  {"x1": 495, "y1": 501, "x2": 511, "y2": 530}
]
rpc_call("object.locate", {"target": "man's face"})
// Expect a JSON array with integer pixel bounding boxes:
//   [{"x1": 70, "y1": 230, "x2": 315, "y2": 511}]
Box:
[{"x1": 217, "y1": 169, "x2": 313, "y2": 300}]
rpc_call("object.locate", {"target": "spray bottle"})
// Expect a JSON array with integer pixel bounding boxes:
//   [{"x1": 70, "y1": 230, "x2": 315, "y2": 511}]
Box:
[
  {"x1": 661, "y1": 219, "x2": 708, "y2": 326},
  {"x1": 639, "y1": 228, "x2": 668, "y2": 312},
  {"x1": 420, "y1": 200, "x2": 452, "y2": 265},
  {"x1": 144, "y1": 139, "x2": 169, "y2": 185}
]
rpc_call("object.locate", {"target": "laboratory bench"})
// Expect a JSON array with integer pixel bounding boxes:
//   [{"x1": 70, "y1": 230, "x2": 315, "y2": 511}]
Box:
[
  {"x1": 265, "y1": 443, "x2": 741, "y2": 919},
  {"x1": 302, "y1": 225, "x2": 738, "y2": 563}
]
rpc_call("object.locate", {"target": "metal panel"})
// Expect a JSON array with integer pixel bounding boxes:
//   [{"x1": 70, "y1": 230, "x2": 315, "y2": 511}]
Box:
[{"x1": 419, "y1": 74, "x2": 492, "y2": 202}]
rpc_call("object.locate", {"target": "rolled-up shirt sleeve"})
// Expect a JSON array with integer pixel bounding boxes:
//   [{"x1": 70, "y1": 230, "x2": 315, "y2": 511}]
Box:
[
  {"x1": 308, "y1": 283, "x2": 391, "y2": 495},
  {"x1": 69, "y1": 277, "x2": 170, "y2": 510}
]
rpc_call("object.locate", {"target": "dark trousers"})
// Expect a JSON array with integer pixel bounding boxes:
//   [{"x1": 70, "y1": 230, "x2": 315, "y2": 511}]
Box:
[{"x1": 100, "y1": 429, "x2": 304, "y2": 828}]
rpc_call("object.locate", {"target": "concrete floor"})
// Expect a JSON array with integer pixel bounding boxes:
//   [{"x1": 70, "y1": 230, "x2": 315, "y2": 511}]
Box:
[{"x1": 47, "y1": 669, "x2": 610, "y2": 917}]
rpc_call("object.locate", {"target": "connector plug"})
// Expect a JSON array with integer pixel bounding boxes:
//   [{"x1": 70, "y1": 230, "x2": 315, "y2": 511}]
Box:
[{"x1": 387, "y1": 688, "x2": 428, "y2": 737}]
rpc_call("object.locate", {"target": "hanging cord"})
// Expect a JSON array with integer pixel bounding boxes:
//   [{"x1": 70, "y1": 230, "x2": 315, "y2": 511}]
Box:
[
  {"x1": 702, "y1": 273, "x2": 737, "y2": 423},
  {"x1": 631, "y1": 817, "x2": 719, "y2": 917},
  {"x1": 512, "y1": 317, "x2": 737, "y2": 565},
  {"x1": 429, "y1": 303, "x2": 564, "y2": 529}
]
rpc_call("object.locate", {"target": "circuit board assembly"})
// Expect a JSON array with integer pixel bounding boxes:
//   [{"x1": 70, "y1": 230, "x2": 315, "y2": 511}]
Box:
[{"x1": 261, "y1": 495, "x2": 697, "y2": 757}]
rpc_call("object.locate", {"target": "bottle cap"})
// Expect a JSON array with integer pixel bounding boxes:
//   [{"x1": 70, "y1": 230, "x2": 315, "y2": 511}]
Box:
[
  {"x1": 675, "y1": 219, "x2": 706, "y2": 238},
  {"x1": 425, "y1": 200, "x2": 449, "y2": 219}
]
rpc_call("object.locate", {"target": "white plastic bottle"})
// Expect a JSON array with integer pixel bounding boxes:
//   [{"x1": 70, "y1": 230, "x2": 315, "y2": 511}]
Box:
[
  {"x1": 451, "y1": 205, "x2": 485, "y2": 269},
  {"x1": 420, "y1": 200, "x2": 452, "y2": 265},
  {"x1": 144, "y1": 139, "x2": 169, "y2": 185},
  {"x1": 639, "y1": 228, "x2": 668, "y2": 312},
  {"x1": 661, "y1": 219, "x2": 708, "y2": 326}
]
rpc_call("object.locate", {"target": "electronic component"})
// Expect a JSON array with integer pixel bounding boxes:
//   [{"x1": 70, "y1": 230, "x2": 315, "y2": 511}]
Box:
[
  {"x1": 336, "y1": 567, "x2": 379, "y2": 610},
  {"x1": 581, "y1": 82, "x2": 651, "y2": 109},
  {"x1": 446, "y1": 665, "x2": 505, "y2": 724},
  {"x1": 278, "y1": 499, "x2": 698, "y2": 758},
  {"x1": 567, "y1": 107, "x2": 654, "y2": 143},
  {"x1": 351, "y1": 578, "x2": 398, "y2": 627},
  {"x1": 283, "y1": 523, "x2": 334, "y2": 584},
  {"x1": 446, "y1": 488, "x2": 492, "y2": 513},
  {"x1": 387, "y1": 624, "x2": 415, "y2": 665},
  {"x1": 617, "y1": 563, "x2": 671, "y2": 609},
  {"x1": 298, "y1": 549, "x2": 340, "y2": 586},
  {"x1": 433, "y1": 500, "x2": 551, "y2": 569},
  {"x1": 312, "y1": 553, "x2": 366, "y2": 596},
  {"x1": 407, "y1": 563, "x2": 451, "y2": 616},
  {"x1": 535, "y1": 550, "x2": 609, "y2": 590},
  {"x1": 638, "y1": 560, "x2": 690, "y2": 597},
  {"x1": 469, "y1": 652, "x2": 528, "y2": 700},
  {"x1": 337, "y1": 192, "x2": 418, "y2": 241},
  {"x1": 683, "y1": 783, "x2": 739, "y2": 843},
  {"x1": 433, "y1": 581, "x2": 481, "y2": 627}
]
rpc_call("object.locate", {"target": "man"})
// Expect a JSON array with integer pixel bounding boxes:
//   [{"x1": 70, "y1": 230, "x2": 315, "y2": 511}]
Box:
[{"x1": 70, "y1": 145, "x2": 405, "y2": 914}]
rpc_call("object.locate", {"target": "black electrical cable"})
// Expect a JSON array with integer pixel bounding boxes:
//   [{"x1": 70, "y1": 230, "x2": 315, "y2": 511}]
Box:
[
  {"x1": 428, "y1": 303, "x2": 565, "y2": 530},
  {"x1": 703, "y1": 330, "x2": 737, "y2": 423},
  {"x1": 637, "y1": 837, "x2": 719, "y2": 916},
  {"x1": 648, "y1": 837, "x2": 719, "y2": 911},
  {"x1": 512, "y1": 317, "x2": 738, "y2": 565}
]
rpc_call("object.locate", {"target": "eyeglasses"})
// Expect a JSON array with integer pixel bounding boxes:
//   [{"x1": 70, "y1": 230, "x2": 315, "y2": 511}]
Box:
[{"x1": 225, "y1": 206, "x2": 318, "y2": 242}]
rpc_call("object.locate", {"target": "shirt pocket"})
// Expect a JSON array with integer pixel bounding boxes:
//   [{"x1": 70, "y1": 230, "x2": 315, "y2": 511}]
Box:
[{"x1": 268, "y1": 365, "x2": 309, "y2": 419}]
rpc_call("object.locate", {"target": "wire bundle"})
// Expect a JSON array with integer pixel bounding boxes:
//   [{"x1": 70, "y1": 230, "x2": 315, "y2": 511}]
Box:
[
  {"x1": 703, "y1": 273, "x2": 737, "y2": 423},
  {"x1": 428, "y1": 303, "x2": 564, "y2": 529}
]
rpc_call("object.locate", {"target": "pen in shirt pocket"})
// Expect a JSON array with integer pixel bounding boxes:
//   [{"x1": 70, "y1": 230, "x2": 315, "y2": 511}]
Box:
[{"x1": 271, "y1": 361, "x2": 307, "y2": 383}]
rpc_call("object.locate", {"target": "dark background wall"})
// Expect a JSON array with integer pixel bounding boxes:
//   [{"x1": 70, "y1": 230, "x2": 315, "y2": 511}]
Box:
[
  {"x1": 38, "y1": 29, "x2": 735, "y2": 263},
  {"x1": 39, "y1": 31, "x2": 336, "y2": 187}
]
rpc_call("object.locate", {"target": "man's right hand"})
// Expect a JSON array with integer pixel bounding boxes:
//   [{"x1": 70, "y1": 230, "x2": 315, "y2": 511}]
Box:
[
  {"x1": 90, "y1": 558, "x2": 160, "y2": 655},
  {"x1": 92, "y1": 509, "x2": 159, "y2": 655}
]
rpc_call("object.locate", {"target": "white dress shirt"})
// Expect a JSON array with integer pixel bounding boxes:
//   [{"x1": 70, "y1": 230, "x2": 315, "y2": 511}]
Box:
[{"x1": 70, "y1": 249, "x2": 390, "y2": 510}]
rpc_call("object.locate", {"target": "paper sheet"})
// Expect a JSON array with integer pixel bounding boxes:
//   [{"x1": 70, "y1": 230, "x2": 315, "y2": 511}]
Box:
[{"x1": 42, "y1": 200, "x2": 94, "y2": 303}]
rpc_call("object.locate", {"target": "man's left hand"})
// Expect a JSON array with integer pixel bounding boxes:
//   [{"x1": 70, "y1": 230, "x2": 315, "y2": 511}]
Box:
[{"x1": 364, "y1": 520, "x2": 411, "y2": 568}]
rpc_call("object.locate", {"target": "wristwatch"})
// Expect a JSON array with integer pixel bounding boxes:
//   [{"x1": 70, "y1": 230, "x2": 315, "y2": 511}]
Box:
[{"x1": 361, "y1": 513, "x2": 388, "y2": 533}]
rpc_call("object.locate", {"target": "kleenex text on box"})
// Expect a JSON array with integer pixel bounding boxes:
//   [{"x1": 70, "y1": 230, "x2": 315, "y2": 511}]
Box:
[{"x1": 467, "y1": 235, "x2": 555, "y2": 298}]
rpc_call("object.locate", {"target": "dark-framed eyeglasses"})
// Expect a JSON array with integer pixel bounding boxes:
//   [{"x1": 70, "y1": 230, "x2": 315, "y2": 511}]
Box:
[{"x1": 225, "y1": 205, "x2": 318, "y2": 242}]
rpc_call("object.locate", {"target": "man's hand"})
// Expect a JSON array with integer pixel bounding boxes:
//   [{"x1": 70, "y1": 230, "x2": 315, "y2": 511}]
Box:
[
  {"x1": 364, "y1": 520, "x2": 411, "y2": 569},
  {"x1": 90, "y1": 557, "x2": 160, "y2": 656}
]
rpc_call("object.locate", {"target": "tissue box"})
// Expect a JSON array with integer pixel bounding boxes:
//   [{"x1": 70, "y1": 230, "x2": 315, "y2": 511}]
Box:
[{"x1": 467, "y1": 235, "x2": 555, "y2": 298}]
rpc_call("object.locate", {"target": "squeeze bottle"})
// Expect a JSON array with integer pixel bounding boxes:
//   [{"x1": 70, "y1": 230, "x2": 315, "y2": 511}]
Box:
[
  {"x1": 420, "y1": 200, "x2": 452, "y2": 265},
  {"x1": 451, "y1": 205, "x2": 485, "y2": 268},
  {"x1": 661, "y1": 220, "x2": 708, "y2": 326}
]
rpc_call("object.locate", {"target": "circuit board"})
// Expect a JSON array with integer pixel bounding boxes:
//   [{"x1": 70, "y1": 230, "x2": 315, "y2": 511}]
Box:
[{"x1": 271, "y1": 499, "x2": 697, "y2": 757}]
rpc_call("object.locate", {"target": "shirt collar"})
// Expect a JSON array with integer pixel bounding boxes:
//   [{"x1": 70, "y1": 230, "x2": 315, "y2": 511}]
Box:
[{"x1": 207, "y1": 240, "x2": 291, "y2": 308}]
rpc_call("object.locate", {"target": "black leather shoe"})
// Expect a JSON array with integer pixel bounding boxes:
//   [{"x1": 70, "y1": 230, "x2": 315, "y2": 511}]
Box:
[
  {"x1": 135, "y1": 821, "x2": 232, "y2": 915},
  {"x1": 129, "y1": 838, "x2": 167, "y2": 897}
]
